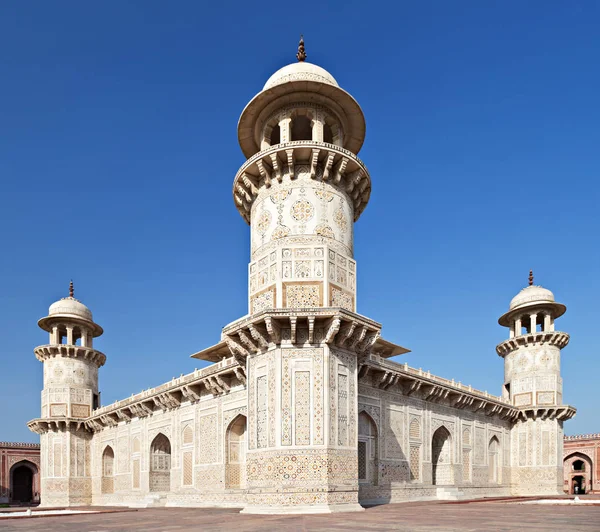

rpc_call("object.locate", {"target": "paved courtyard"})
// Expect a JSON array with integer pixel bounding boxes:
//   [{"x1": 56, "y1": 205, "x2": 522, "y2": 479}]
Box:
[{"x1": 1, "y1": 499, "x2": 599, "y2": 532}]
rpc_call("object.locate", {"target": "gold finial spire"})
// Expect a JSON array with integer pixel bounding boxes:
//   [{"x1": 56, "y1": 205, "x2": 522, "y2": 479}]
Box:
[
  {"x1": 296, "y1": 35, "x2": 306, "y2": 62},
  {"x1": 69, "y1": 280, "x2": 74, "y2": 298},
  {"x1": 528, "y1": 270, "x2": 534, "y2": 286}
]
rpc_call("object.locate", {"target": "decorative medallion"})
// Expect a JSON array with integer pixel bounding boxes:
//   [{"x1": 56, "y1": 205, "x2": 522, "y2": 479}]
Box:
[{"x1": 291, "y1": 199, "x2": 315, "y2": 223}]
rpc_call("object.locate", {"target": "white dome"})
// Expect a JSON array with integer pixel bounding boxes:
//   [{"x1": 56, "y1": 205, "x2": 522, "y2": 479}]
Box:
[
  {"x1": 509, "y1": 285, "x2": 555, "y2": 311},
  {"x1": 48, "y1": 297, "x2": 93, "y2": 322},
  {"x1": 263, "y1": 62, "x2": 339, "y2": 91}
]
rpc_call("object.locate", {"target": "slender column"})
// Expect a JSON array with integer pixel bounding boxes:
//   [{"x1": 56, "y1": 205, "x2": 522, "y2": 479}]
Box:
[
  {"x1": 514, "y1": 317, "x2": 522, "y2": 337},
  {"x1": 550, "y1": 316, "x2": 555, "y2": 332},
  {"x1": 529, "y1": 313, "x2": 537, "y2": 334},
  {"x1": 543, "y1": 314, "x2": 551, "y2": 332},
  {"x1": 279, "y1": 117, "x2": 292, "y2": 143},
  {"x1": 81, "y1": 329, "x2": 89, "y2": 348},
  {"x1": 312, "y1": 113, "x2": 324, "y2": 142},
  {"x1": 509, "y1": 323, "x2": 515, "y2": 339},
  {"x1": 51, "y1": 326, "x2": 59, "y2": 344},
  {"x1": 66, "y1": 326, "x2": 74, "y2": 345}
]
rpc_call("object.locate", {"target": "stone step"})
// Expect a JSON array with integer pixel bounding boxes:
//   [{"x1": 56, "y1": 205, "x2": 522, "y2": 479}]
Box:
[{"x1": 436, "y1": 487, "x2": 466, "y2": 501}]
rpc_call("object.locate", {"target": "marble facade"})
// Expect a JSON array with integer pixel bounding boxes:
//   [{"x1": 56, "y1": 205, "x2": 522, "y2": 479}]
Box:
[{"x1": 28, "y1": 42, "x2": 576, "y2": 513}]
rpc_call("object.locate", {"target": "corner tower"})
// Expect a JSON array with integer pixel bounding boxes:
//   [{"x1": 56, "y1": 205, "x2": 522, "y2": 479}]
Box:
[
  {"x1": 496, "y1": 272, "x2": 575, "y2": 495},
  {"x1": 28, "y1": 282, "x2": 105, "y2": 506},
  {"x1": 193, "y1": 39, "x2": 407, "y2": 514}
]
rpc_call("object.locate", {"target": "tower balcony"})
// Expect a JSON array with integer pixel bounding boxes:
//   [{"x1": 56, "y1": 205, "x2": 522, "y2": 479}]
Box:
[
  {"x1": 34, "y1": 344, "x2": 106, "y2": 367},
  {"x1": 495, "y1": 331, "x2": 569, "y2": 357},
  {"x1": 233, "y1": 141, "x2": 371, "y2": 224}
]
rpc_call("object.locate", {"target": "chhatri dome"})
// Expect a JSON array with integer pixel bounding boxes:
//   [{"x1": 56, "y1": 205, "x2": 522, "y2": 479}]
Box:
[
  {"x1": 498, "y1": 270, "x2": 566, "y2": 327},
  {"x1": 38, "y1": 281, "x2": 103, "y2": 336},
  {"x1": 237, "y1": 36, "x2": 366, "y2": 159}
]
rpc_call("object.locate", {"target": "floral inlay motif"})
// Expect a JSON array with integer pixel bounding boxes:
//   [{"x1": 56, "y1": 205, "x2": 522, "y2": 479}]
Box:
[
  {"x1": 271, "y1": 224, "x2": 290, "y2": 240},
  {"x1": 256, "y1": 210, "x2": 272, "y2": 235},
  {"x1": 315, "y1": 224, "x2": 335, "y2": 239},
  {"x1": 291, "y1": 200, "x2": 315, "y2": 223},
  {"x1": 314, "y1": 189, "x2": 334, "y2": 202},
  {"x1": 270, "y1": 189, "x2": 291, "y2": 204},
  {"x1": 333, "y1": 208, "x2": 347, "y2": 232}
]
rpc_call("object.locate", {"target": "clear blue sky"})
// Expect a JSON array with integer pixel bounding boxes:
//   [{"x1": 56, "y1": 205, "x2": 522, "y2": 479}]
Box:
[{"x1": 1, "y1": 1, "x2": 598, "y2": 442}]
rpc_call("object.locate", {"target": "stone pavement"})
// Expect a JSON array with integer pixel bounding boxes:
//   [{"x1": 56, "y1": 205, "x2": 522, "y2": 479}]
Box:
[{"x1": 1, "y1": 500, "x2": 599, "y2": 531}]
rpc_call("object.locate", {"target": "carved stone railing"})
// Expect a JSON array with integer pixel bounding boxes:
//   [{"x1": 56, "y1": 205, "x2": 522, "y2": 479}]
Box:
[
  {"x1": 496, "y1": 331, "x2": 569, "y2": 357},
  {"x1": 233, "y1": 141, "x2": 371, "y2": 223},
  {"x1": 565, "y1": 433, "x2": 600, "y2": 441},
  {"x1": 34, "y1": 344, "x2": 106, "y2": 367}
]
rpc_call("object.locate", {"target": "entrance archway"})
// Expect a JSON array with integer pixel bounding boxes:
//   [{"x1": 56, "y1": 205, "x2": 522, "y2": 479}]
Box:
[
  {"x1": 150, "y1": 433, "x2": 171, "y2": 492},
  {"x1": 564, "y1": 452, "x2": 592, "y2": 494},
  {"x1": 225, "y1": 415, "x2": 247, "y2": 489},
  {"x1": 10, "y1": 461, "x2": 37, "y2": 503},
  {"x1": 432, "y1": 426, "x2": 453, "y2": 485}
]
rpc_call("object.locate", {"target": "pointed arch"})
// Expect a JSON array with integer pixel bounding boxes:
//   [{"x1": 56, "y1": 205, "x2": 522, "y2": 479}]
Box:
[
  {"x1": 101, "y1": 445, "x2": 114, "y2": 494},
  {"x1": 358, "y1": 411, "x2": 378, "y2": 485},
  {"x1": 182, "y1": 425, "x2": 193, "y2": 446},
  {"x1": 225, "y1": 414, "x2": 247, "y2": 489},
  {"x1": 488, "y1": 436, "x2": 501, "y2": 483},
  {"x1": 149, "y1": 433, "x2": 171, "y2": 492},
  {"x1": 9, "y1": 460, "x2": 38, "y2": 503},
  {"x1": 432, "y1": 426, "x2": 453, "y2": 485},
  {"x1": 564, "y1": 451, "x2": 593, "y2": 494}
]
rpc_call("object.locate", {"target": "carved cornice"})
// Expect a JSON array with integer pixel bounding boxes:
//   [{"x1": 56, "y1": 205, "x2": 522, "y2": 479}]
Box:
[
  {"x1": 34, "y1": 344, "x2": 106, "y2": 367},
  {"x1": 496, "y1": 331, "x2": 570, "y2": 357},
  {"x1": 233, "y1": 141, "x2": 371, "y2": 224},
  {"x1": 359, "y1": 355, "x2": 520, "y2": 422},
  {"x1": 197, "y1": 308, "x2": 405, "y2": 360},
  {"x1": 515, "y1": 405, "x2": 576, "y2": 422},
  {"x1": 27, "y1": 417, "x2": 88, "y2": 434}
]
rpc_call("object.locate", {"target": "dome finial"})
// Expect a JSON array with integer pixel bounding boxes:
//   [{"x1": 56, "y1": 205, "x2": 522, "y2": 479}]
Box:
[
  {"x1": 528, "y1": 270, "x2": 534, "y2": 286},
  {"x1": 296, "y1": 35, "x2": 306, "y2": 62},
  {"x1": 69, "y1": 279, "x2": 74, "y2": 298}
]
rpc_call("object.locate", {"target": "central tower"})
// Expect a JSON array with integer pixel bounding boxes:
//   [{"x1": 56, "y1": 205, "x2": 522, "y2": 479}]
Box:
[{"x1": 203, "y1": 39, "x2": 406, "y2": 514}]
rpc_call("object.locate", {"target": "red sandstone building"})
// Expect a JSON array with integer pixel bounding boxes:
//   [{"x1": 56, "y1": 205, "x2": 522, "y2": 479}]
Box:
[
  {"x1": 563, "y1": 433, "x2": 600, "y2": 494},
  {"x1": 0, "y1": 442, "x2": 41, "y2": 505}
]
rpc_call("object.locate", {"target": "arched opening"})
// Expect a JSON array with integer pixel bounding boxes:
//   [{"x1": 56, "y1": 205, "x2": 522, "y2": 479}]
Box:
[
  {"x1": 270, "y1": 124, "x2": 281, "y2": 146},
  {"x1": 10, "y1": 461, "x2": 37, "y2": 504},
  {"x1": 150, "y1": 433, "x2": 171, "y2": 492},
  {"x1": 225, "y1": 415, "x2": 247, "y2": 489},
  {"x1": 291, "y1": 115, "x2": 312, "y2": 141},
  {"x1": 432, "y1": 426, "x2": 453, "y2": 485},
  {"x1": 358, "y1": 412, "x2": 378, "y2": 485},
  {"x1": 564, "y1": 452, "x2": 592, "y2": 494},
  {"x1": 101, "y1": 446, "x2": 114, "y2": 494},
  {"x1": 488, "y1": 436, "x2": 500, "y2": 484}
]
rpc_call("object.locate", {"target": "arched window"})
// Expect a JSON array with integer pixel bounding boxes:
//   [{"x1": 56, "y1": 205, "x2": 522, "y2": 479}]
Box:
[
  {"x1": 432, "y1": 426, "x2": 453, "y2": 485},
  {"x1": 488, "y1": 436, "x2": 500, "y2": 483},
  {"x1": 291, "y1": 115, "x2": 312, "y2": 141},
  {"x1": 358, "y1": 412, "x2": 378, "y2": 485},
  {"x1": 226, "y1": 415, "x2": 247, "y2": 489},
  {"x1": 101, "y1": 446, "x2": 114, "y2": 494},
  {"x1": 573, "y1": 459, "x2": 585, "y2": 471},
  {"x1": 150, "y1": 433, "x2": 171, "y2": 492}
]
